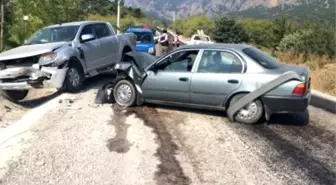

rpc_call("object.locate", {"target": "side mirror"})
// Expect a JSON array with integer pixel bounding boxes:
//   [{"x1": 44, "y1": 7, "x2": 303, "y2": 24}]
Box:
[{"x1": 81, "y1": 34, "x2": 95, "y2": 43}]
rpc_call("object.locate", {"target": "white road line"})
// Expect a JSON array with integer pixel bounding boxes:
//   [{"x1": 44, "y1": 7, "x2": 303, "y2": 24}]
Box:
[{"x1": 0, "y1": 93, "x2": 69, "y2": 145}]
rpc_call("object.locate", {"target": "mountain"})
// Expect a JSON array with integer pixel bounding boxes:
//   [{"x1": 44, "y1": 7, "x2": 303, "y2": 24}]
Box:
[
  {"x1": 123, "y1": 0, "x2": 300, "y2": 19},
  {"x1": 230, "y1": 0, "x2": 335, "y2": 25}
]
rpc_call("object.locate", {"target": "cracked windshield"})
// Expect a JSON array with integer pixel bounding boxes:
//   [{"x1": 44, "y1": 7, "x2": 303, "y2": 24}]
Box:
[{"x1": 0, "y1": 0, "x2": 335, "y2": 185}]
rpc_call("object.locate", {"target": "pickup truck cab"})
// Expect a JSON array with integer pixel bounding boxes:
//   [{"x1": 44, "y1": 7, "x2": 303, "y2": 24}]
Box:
[
  {"x1": 0, "y1": 21, "x2": 136, "y2": 101},
  {"x1": 125, "y1": 28, "x2": 155, "y2": 55}
]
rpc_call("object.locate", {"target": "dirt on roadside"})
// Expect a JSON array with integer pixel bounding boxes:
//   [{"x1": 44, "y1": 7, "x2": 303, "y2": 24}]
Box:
[{"x1": 0, "y1": 89, "x2": 58, "y2": 129}]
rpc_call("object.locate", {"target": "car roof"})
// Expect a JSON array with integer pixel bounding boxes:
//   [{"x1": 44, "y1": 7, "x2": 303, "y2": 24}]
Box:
[
  {"x1": 126, "y1": 28, "x2": 153, "y2": 33},
  {"x1": 177, "y1": 43, "x2": 251, "y2": 51},
  {"x1": 46, "y1": 21, "x2": 110, "y2": 28}
]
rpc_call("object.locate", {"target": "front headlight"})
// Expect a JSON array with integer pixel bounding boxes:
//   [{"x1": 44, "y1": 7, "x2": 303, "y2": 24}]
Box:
[
  {"x1": 39, "y1": 52, "x2": 57, "y2": 65},
  {"x1": 148, "y1": 47, "x2": 154, "y2": 54}
]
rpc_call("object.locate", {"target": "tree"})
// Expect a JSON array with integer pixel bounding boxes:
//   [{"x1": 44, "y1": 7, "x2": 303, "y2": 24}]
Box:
[
  {"x1": 240, "y1": 18, "x2": 276, "y2": 48},
  {"x1": 272, "y1": 16, "x2": 294, "y2": 49},
  {"x1": 213, "y1": 16, "x2": 248, "y2": 43},
  {"x1": 172, "y1": 16, "x2": 214, "y2": 37}
]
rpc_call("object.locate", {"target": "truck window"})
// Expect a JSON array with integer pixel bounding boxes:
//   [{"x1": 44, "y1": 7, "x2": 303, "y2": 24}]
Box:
[
  {"x1": 194, "y1": 36, "x2": 201, "y2": 40},
  {"x1": 80, "y1": 25, "x2": 96, "y2": 41},
  {"x1": 93, "y1": 23, "x2": 112, "y2": 38},
  {"x1": 25, "y1": 25, "x2": 80, "y2": 45}
]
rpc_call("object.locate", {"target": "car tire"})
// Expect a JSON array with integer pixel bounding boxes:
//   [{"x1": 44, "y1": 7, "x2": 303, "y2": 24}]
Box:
[
  {"x1": 1, "y1": 90, "x2": 29, "y2": 102},
  {"x1": 64, "y1": 63, "x2": 85, "y2": 93},
  {"x1": 113, "y1": 79, "x2": 136, "y2": 107},
  {"x1": 228, "y1": 93, "x2": 264, "y2": 124}
]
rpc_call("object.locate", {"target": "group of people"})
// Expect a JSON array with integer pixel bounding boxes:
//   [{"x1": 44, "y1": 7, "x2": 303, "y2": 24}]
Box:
[{"x1": 155, "y1": 29, "x2": 180, "y2": 57}]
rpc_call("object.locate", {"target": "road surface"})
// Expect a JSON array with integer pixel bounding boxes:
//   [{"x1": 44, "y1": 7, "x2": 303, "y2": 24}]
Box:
[{"x1": 0, "y1": 74, "x2": 335, "y2": 185}]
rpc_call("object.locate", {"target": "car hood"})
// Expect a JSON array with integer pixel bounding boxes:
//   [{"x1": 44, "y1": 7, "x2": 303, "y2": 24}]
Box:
[
  {"x1": 124, "y1": 52, "x2": 157, "y2": 72},
  {"x1": 0, "y1": 42, "x2": 69, "y2": 61}
]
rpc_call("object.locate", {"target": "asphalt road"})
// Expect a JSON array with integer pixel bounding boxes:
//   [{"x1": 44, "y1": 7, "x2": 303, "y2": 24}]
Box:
[{"x1": 0, "y1": 74, "x2": 335, "y2": 185}]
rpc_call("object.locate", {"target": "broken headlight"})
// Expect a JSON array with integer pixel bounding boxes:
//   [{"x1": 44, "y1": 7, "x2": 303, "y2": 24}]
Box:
[{"x1": 39, "y1": 52, "x2": 57, "y2": 65}]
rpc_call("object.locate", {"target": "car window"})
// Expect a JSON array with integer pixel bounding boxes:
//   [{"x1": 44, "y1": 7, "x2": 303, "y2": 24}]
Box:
[
  {"x1": 93, "y1": 23, "x2": 111, "y2": 38},
  {"x1": 194, "y1": 36, "x2": 200, "y2": 40},
  {"x1": 197, "y1": 50, "x2": 243, "y2": 73},
  {"x1": 80, "y1": 25, "x2": 96, "y2": 41},
  {"x1": 242, "y1": 47, "x2": 280, "y2": 69},
  {"x1": 25, "y1": 26, "x2": 79, "y2": 45},
  {"x1": 156, "y1": 50, "x2": 200, "y2": 72},
  {"x1": 133, "y1": 32, "x2": 154, "y2": 43}
]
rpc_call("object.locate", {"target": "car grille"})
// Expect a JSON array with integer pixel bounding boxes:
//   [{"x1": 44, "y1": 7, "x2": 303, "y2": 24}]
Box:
[{"x1": 3, "y1": 56, "x2": 39, "y2": 69}]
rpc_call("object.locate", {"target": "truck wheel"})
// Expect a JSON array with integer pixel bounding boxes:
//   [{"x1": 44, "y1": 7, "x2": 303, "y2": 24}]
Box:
[
  {"x1": 64, "y1": 63, "x2": 85, "y2": 93},
  {"x1": 228, "y1": 93, "x2": 264, "y2": 124},
  {"x1": 113, "y1": 79, "x2": 136, "y2": 107},
  {"x1": 1, "y1": 90, "x2": 29, "y2": 102}
]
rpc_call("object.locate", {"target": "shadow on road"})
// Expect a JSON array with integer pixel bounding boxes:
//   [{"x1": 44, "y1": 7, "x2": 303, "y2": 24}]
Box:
[
  {"x1": 266, "y1": 109, "x2": 310, "y2": 126},
  {"x1": 144, "y1": 103, "x2": 310, "y2": 126}
]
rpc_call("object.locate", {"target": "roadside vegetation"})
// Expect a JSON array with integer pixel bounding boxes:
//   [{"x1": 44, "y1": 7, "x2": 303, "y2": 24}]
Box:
[
  {"x1": 1, "y1": 0, "x2": 156, "y2": 50},
  {"x1": 172, "y1": 15, "x2": 336, "y2": 95}
]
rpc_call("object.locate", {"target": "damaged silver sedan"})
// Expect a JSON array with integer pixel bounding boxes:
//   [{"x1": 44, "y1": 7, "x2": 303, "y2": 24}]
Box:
[
  {"x1": 0, "y1": 21, "x2": 136, "y2": 101},
  {"x1": 96, "y1": 44, "x2": 311, "y2": 124}
]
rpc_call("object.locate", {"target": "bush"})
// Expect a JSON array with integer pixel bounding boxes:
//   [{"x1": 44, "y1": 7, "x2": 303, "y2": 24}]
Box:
[
  {"x1": 213, "y1": 16, "x2": 249, "y2": 43},
  {"x1": 172, "y1": 16, "x2": 214, "y2": 37}
]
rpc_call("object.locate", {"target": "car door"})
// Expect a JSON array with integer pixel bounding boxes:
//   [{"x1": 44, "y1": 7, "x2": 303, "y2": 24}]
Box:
[
  {"x1": 93, "y1": 23, "x2": 119, "y2": 68},
  {"x1": 78, "y1": 24, "x2": 101, "y2": 72},
  {"x1": 190, "y1": 49, "x2": 245, "y2": 106},
  {"x1": 141, "y1": 49, "x2": 201, "y2": 103}
]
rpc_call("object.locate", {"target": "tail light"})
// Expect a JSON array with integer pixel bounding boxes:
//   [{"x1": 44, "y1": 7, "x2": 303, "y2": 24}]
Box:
[{"x1": 292, "y1": 83, "x2": 307, "y2": 95}]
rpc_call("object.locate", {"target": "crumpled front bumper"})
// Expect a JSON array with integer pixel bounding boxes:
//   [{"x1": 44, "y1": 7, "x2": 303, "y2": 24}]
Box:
[{"x1": 0, "y1": 66, "x2": 68, "y2": 90}]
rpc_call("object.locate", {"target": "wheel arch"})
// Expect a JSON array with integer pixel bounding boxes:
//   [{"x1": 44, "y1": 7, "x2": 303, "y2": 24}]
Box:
[
  {"x1": 114, "y1": 73, "x2": 144, "y2": 106},
  {"x1": 68, "y1": 57, "x2": 84, "y2": 73},
  {"x1": 224, "y1": 91, "x2": 265, "y2": 110}
]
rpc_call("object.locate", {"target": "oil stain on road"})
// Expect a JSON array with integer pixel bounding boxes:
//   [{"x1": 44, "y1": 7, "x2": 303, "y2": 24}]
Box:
[
  {"x1": 110, "y1": 104, "x2": 191, "y2": 185},
  {"x1": 106, "y1": 105, "x2": 134, "y2": 153},
  {"x1": 133, "y1": 106, "x2": 191, "y2": 185}
]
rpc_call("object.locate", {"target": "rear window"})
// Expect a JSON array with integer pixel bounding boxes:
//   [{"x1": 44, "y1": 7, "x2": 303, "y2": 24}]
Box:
[{"x1": 242, "y1": 47, "x2": 281, "y2": 69}]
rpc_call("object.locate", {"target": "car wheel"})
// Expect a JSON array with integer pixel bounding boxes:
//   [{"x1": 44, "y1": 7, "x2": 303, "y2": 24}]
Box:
[
  {"x1": 64, "y1": 63, "x2": 84, "y2": 93},
  {"x1": 229, "y1": 93, "x2": 264, "y2": 124},
  {"x1": 1, "y1": 90, "x2": 29, "y2": 102},
  {"x1": 113, "y1": 79, "x2": 136, "y2": 107}
]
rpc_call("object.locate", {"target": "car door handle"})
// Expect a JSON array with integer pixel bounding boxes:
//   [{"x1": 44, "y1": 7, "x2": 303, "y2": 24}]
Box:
[
  {"x1": 179, "y1": 77, "x2": 189, "y2": 82},
  {"x1": 228, "y1": 79, "x2": 239, "y2": 84}
]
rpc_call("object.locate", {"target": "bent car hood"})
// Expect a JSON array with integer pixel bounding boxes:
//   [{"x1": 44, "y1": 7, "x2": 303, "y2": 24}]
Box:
[
  {"x1": 124, "y1": 52, "x2": 157, "y2": 72},
  {"x1": 0, "y1": 42, "x2": 69, "y2": 61}
]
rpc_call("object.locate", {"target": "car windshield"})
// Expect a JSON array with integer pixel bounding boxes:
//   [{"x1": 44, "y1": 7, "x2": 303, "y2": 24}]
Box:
[
  {"x1": 133, "y1": 32, "x2": 154, "y2": 43},
  {"x1": 24, "y1": 25, "x2": 80, "y2": 45},
  {"x1": 242, "y1": 47, "x2": 281, "y2": 69}
]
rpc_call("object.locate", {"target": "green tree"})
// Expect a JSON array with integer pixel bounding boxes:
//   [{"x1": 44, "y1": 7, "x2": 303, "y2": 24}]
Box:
[
  {"x1": 240, "y1": 18, "x2": 276, "y2": 48},
  {"x1": 213, "y1": 16, "x2": 248, "y2": 43},
  {"x1": 172, "y1": 16, "x2": 214, "y2": 37}
]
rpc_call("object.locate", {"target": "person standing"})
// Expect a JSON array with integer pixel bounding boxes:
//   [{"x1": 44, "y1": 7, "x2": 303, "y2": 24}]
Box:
[
  {"x1": 172, "y1": 33, "x2": 180, "y2": 48},
  {"x1": 157, "y1": 29, "x2": 169, "y2": 56}
]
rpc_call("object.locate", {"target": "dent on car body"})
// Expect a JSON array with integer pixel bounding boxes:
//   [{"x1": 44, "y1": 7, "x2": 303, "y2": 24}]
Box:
[
  {"x1": 226, "y1": 71, "x2": 304, "y2": 122},
  {"x1": 95, "y1": 52, "x2": 153, "y2": 104}
]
